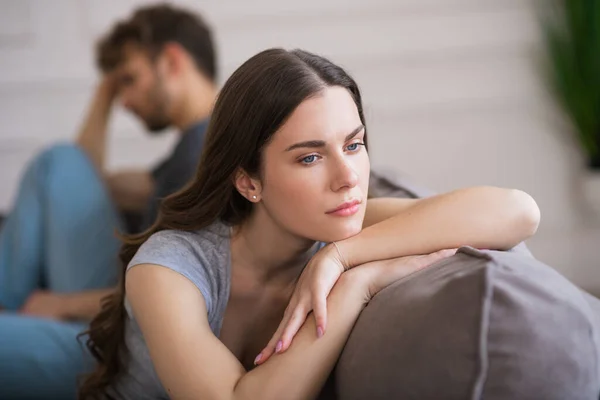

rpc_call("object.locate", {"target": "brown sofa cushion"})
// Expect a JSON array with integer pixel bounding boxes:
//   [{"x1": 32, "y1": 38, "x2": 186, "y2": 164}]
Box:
[{"x1": 334, "y1": 247, "x2": 600, "y2": 400}]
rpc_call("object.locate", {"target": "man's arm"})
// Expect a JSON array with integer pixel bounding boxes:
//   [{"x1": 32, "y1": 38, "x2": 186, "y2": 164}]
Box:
[
  {"x1": 61, "y1": 288, "x2": 116, "y2": 320},
  {"x1": 75, "y1": 77, "x2": 155, "y2": 211},
  {"x1": 105, "y1": 171, "x2": 154, "y2": 212},
  {"x1": 20, "y1": 288, "x2": 116, "y2": 321},
  {"x1": 76, "y1": 76, "x2": 116, "y2": 172}
]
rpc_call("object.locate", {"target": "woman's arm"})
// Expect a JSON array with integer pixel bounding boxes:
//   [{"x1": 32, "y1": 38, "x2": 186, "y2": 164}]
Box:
[
  {"x1": 127, "y1": 253, "x2": 450, "y2": 400},
  {"x1": 342, "y1": 186, "x2": 540, "y2": 268},
  {"x1": 126, "y1": 264, "x2": 364, "y2": 400}
]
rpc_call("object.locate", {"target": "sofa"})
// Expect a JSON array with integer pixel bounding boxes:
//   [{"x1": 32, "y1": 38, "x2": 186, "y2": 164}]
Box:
[{"x1": 316, "y1": 170, "x2": 600, "y2": 400}]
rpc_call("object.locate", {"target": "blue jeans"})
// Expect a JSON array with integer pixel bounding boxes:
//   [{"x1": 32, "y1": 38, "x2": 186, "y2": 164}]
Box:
[{"x1": 0, "y1": 144, "x2": 121, "y2": 399}]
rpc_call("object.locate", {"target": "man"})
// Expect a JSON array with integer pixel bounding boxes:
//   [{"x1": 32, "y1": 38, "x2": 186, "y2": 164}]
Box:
[{"x1": 0, "y1": 4, "x2": 217, "y2": 399}]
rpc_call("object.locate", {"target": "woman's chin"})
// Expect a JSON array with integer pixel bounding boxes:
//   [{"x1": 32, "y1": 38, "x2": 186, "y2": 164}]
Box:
[{"x1": 327, "y1": 221, "x2": 363, "y2": 242}]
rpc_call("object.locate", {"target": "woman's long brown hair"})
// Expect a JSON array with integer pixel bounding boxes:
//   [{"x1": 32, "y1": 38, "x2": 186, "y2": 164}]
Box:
[{"x1": 78, "y1": 48, "x2": 368, "y2": 399}]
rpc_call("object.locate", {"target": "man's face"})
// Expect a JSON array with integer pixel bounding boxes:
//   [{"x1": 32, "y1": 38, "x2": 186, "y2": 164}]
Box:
[{"x1": 113, "y1": 47, "x2": 172, "y2": 133}]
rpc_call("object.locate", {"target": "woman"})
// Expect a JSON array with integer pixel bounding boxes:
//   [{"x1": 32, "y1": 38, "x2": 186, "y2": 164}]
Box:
[{"x1": 80, "y1": 48, "x2": 540, "y2": 399}]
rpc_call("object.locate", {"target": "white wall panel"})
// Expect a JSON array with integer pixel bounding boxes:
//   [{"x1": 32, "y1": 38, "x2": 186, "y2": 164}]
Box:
[{"x1": 0, "y1": 0, "x2": 598, "y2": 290}]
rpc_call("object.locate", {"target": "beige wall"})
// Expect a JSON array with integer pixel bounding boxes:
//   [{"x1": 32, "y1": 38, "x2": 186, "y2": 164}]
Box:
[{"x1": 1, "y1": 0, "x2": 599, "y2": 290}]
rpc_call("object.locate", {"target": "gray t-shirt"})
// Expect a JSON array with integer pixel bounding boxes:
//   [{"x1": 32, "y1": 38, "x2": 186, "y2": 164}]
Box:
[
  {"x1": 108, "y1": 221, "x2": 231, "y2": 400},
  {"x1": 109, "y1": 220, "x2": 324, "y2": 399}
]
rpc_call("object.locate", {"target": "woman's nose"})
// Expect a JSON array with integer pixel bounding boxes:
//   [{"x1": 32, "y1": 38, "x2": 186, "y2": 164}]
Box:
[{"x1": 331, "y1": 158, "x2": 359, "y2": 192}]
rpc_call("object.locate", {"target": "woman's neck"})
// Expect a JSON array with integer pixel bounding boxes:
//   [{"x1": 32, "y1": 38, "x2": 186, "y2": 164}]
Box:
[{"x1": 230, "y1": 208, "x2": 318, "y2": 286}]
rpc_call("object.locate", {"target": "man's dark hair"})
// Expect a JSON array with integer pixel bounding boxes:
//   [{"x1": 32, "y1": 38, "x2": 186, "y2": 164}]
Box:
[{"x1": 96, "y1": 3, "x2": 217, "y2": 82}]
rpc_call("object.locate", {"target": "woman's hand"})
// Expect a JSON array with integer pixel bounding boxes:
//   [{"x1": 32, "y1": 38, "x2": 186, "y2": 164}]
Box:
[
  {"x1": 255, "y1": 246, "x2": 456, "y2": 366},
  {"x1": 255, "y1": 244, "x2": 346, "y2": 365},
  {"x1": 355, "y1": 249, "x2": 457, "y2": 302}
]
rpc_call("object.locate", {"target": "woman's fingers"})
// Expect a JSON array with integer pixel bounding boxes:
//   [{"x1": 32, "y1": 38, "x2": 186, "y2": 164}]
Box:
[
  {"x1": 420, "y1": 249, "x2": 456, "y2": 266},
  {"x1": 255, "y1": 307, "x2": 292, "y2": 365},
  {"x1": 367, "y1": 249, "x2": 457, "y2": 299},
  {"x1": 278, "y1": 301, "x2": 310, "y2": 352},
  {"x1": 404, "y1": 249, "x2": 456, "y2": 274},
  {"x1": 256, "y1": 298, "x2": 311, "y2": 364},
  {"x1": 255, "y1": 329, "x2": 282, "y2": 365},
  {"x1": 312, "y1": 292, "x2": 327, "y2": 338}
]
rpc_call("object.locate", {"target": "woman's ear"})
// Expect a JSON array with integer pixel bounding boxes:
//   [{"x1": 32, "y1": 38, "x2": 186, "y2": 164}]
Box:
[{"x1": 234, "y1": 168, "x2": 262, "y2": 202}]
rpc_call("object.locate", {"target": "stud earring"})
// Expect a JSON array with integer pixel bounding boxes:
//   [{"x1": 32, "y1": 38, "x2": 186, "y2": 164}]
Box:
[{"x1": 252, "y1": 195, "x2": 257, "y2": 200}]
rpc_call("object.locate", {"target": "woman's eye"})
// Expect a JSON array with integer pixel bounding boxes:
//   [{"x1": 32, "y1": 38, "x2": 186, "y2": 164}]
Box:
[
  {"x1": 301, "y1": 155, "x2": 318, "y2": 164},
  {"x1": 346, "y1": 142, "x2": 363, "y2": 152}
]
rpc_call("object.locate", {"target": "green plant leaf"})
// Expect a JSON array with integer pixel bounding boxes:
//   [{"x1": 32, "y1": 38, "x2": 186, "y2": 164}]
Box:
[{"x1": 540, "y1": 0, "x2": 600, "y2": 158}]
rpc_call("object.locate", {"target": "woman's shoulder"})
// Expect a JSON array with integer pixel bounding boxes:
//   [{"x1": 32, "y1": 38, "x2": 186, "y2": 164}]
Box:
[
  {"x1": 128, "y1": 220, "x2": 231, "y2": 276},
  {"x1": 147, "y1": 220, "x2": 230, "y2": 249},
  {"x1": 126, "y1": 220, "x2": 231, "y2": 318}
]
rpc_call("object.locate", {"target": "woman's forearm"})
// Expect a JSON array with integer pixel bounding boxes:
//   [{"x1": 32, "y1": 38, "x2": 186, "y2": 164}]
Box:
[
  {"x1": 340, "y1": 187, "x2": 540, "y2": 268},
  {"x1": 233, "y1": 272, "x2": 365, "y2": 400}
]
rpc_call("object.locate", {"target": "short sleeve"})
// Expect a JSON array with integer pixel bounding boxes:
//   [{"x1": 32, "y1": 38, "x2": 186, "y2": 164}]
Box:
[{"x1": 128, "y1": 230, "x2": 215, "y2": 317}]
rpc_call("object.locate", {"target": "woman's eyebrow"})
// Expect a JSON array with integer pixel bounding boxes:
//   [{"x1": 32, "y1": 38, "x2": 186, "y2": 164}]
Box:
[
  {"x1": 285, "y1": 124, "x2": 365, "y2": 152},
  {"x1": 343, "y1": 124, "x2": 365, "y2": 142}
]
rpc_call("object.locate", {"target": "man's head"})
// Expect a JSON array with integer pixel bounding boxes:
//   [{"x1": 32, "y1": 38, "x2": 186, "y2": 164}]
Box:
[{"x1": 97, "y1": 4, "x2": 216, "y2": 132}]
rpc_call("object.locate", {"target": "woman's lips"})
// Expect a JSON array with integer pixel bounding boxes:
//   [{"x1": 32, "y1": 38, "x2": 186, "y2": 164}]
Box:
[
  {"x1": 326, "y1": 199, "x2": 361, "y2": 217},
  {"x1": 328, "y1": 203, "x2": 360, "y2": 217}
]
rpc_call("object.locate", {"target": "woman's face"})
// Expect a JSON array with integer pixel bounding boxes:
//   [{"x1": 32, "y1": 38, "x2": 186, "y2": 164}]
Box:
[{"x1": 258, "y1": 86, "x2": 370, "y2": 242}]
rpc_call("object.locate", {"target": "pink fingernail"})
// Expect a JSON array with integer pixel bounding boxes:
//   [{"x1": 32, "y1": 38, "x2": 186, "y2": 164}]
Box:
[
  {"x1": 276, "y1": 340, "x2": 283, "y2": 353},
  {"x1": 317, "y1": 326, "x2": 324, "y2": 338},
  {"x1": 254, "y1": 353, "x2": 262, "y2": 365}
]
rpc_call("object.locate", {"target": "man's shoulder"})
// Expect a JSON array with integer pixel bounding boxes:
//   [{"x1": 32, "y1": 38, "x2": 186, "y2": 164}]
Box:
[{"x1": 153, "y1": 119, "x2": 209, "y2": 181}]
